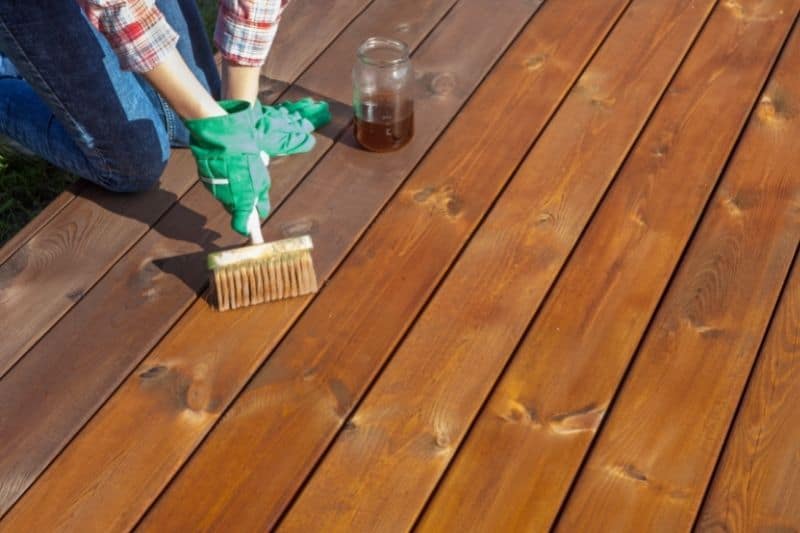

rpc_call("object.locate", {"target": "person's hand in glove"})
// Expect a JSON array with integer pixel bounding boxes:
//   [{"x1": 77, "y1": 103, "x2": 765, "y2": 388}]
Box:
[
  {"x1": 142, "y1": 51, "x2": 330, "y2": 236},
  {"x1": 255, "y1": 97, "x2": 332, "y2": 157},
  {"x1": 184, "y1": 100, "x2": 270, "y2": 237}
]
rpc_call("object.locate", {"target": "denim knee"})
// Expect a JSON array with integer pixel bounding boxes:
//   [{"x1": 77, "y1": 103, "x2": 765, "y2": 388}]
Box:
[{"x1": 89, "y1": 124, "x2": 171, "y2": 193}]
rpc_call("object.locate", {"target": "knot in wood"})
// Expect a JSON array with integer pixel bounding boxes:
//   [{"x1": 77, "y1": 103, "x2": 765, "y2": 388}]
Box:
[
  {"x1": 723, "y1": 0, "x2": 745, "y2": 18},
  {"x1": 434, "y1": 432, "x2": 451, "y2": 450},
  {"x1": 758, "y1": 96, "x2": 778, "y2": 123},
  {"x1": 501, "y1": 399, "x2": 541, "y2": 427},
  {"x1": 429, "y1": 73, "x2": 456, "y2": 96},
  {"x1": 66, "y1": 289, "x2": 84, "y2": 302},
  {"x1": 757, "y1": 91, "x2": 796, "y2": 124},
  {"x1": 185, "y1": 380, "x2": 212, "y2": 413},
  {"x1": 622, "y1": 464, "x2": 648, "y2": 483},
  {"x1": 524, "y1": 54, "x2": 547, "y2": 72},
  {"x1": 281, "y1": 219, "x2": 315, "y2": 238},
  {"x1": 412, "y1": 185, "x2": 462, "y2": 218},
  {"x1": 549, "y1": 403, "x2": 605, "y2": 434},
  {"x1": 139, "y1": 365, "x2": 167, "y2": 379},
  {"x1": 652, "y1": 144, "x2": 668, "y2": 158},
  {"x1": 535, "y1": 212, "x2": 554, "y2": 226}
]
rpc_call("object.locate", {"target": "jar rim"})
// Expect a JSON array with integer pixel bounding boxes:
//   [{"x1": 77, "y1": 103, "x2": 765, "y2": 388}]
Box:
[{"x1": 357, "y1": 37, "x2": 410, "y2": 67}]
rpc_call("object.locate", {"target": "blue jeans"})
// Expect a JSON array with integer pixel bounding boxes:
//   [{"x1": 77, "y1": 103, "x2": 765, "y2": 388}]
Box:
[{"x1": 0, "y1": 1, "x2": 220, "y2": 192}]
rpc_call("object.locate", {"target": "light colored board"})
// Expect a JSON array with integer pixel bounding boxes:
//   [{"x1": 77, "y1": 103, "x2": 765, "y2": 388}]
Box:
[
  {"x1": 276, "y1": 0, "x2": 779, "y2": 530},
  {"x1": 419, "y1": 2, "x2": 800, "y2": 531},
  {"x1": 556, "y1": 17, "x2": 800, "y2": 530},
  {"x1": 696, "y1": 254, "x2": 800, "y2": 532},
  {"x1": 140, "y1": 0, "x2": 631, "y2": 529}
]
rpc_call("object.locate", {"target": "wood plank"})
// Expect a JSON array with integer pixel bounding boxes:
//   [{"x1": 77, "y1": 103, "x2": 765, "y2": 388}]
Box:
[
  {"x1": 273, "y1": 0, "x2": 772, "y2": 530},
  {"x1": 0, "y1": 0, "x2": 530, "y2": 529},
  {"x1": 696, "y1": 253, "x2": 800, "y2": 532},
  {"x1": 0, "y1": 0, "x2": 370, "y2": 379},
  {"x1": 258, "y1": 0, "x2": 373, "y2": 99},
  {"x1": 0, "y1": 0, "x2": 380, "y2": 518},
  {"x1": 0, "y1": 181, "x2": 84, "y2": 266},
  {"x1": 418, "y1": 3, "x2": 800, "y2": 532},
  {"x1": 0, "y1": 153, "x2": 193, "y2": 377},
  {"x1": 139, "y1": 0, "x2": 637, "y2": 529},
  {"x1": 556, "y1": 18, "x2": 800, "y2": 530}
]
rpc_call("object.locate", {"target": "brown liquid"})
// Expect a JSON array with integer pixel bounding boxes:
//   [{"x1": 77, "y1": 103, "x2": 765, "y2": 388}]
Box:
[{"x1": 354, "y1": 97, "x2": 414, "y2": 152}]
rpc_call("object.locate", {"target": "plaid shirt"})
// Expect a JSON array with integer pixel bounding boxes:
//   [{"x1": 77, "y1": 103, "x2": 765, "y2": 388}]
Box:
[{"x1": 78, "y1": 0, "x2": 289, "y2": 73}]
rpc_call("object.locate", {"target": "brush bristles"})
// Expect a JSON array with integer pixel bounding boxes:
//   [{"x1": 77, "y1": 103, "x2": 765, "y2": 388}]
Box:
[{"x1": 211, "y1": 248, "x2": 318, "y2": 311}]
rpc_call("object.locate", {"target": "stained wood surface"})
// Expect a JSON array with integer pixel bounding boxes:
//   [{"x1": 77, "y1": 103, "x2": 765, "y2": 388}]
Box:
[
  {"x1": 259, "y1": 0, "x2": 372, "y2": 98},
  {"x1": 1, "y1": 0, "x2": 798, "y2": 530},
  {"x1": 140, "y1": 0, "x2": 628, "y2": 529},
  {"x1": 697, "y1": 253, "x2": 800, "y2": 532},
  {"x1": 0, "y1": 0, "x2": 370, "y2": 379},
  {"x1": 0, "y1": 0, "x2": 534, "y2": 529},
  {"x1": 276, "y1": 0, "x2": 759, "y2": 529},
  {"x1": 419, "y1": 2, "x2": 799, "y2": 531},
  {"x1": 0, "y1": 0, "x2": 381, "y2": 517},
  {"x1": 556, "y1": 17, "x2": 800, "y2": 530},
  {"x1": 0, "y1": 155, "x2": 193, "y2": 377},
  {"x1": 0, "y1": 182, "x2": 83, "y2": 266}
]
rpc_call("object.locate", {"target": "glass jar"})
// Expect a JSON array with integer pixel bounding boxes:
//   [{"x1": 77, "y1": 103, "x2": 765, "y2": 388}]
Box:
[{"x1": 352, "y1": 37, "x2": 414, "y2": 152}]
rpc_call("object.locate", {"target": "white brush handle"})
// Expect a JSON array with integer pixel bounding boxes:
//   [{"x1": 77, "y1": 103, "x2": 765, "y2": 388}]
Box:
[
  {"x1": 247, "y1": 207, "x2": 264, "y2": 244},
  {"x1": 248, "y1": 151, "x2": 270, "y2": 245}
]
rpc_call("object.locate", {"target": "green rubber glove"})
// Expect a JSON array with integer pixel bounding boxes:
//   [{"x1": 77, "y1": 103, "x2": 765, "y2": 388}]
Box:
[
  {"x1": 184, "y1": 100, "x2": 270, "y2": 236},
  {"x1": 255, "y1": 97, "x2": 332, "y2": 156},
  {"x1": 275, "y1": 97, "x2": 331, "y2": 130}
]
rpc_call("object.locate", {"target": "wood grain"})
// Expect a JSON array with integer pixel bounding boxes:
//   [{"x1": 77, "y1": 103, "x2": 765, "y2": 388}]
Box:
[
  {"x1": 696, "y1": 253, "x2": 800, "y2": 532},
  {"x1": 0, "y1": 155, "x2": 192, "y2": 376},
  {"x1": 273, "y1": 0, "x2": 766, "y2": 530},
  {"x1": 0, "y1": 181, "x2": 84, "y2": 266},
  {"x1": 139, "y1": 0, "x2": 631, "y2": 529},
  {"x1": 556, "y1": 16, "x2": 800, "y2": 530},
  {"x1": 0, "y1": 0, "x2": 529, "y2": 529},
  {"x1": 259, "y1": 0, "x2": 372, "y2": 98},
  {"x1": 418, "y1": 2, "x2": 800, "y2": 531},
  {"x1": 0, "y1": 0, "x2": 368, "y2": 379},
  {"x1": 0, "y1": 0, "x2": 381, "y2": 518}
]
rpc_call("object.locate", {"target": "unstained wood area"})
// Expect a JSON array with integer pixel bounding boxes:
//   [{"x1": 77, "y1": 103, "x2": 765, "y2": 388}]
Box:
[{"x1": 0, "y1": 0, "x2": 798, "y2": 531}]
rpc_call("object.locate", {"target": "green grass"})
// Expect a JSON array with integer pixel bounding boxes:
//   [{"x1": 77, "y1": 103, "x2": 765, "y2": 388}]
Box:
[
  {"x1": 198, "y1": 0, "x2": 218, "y2": 45},
  {"x1": 0, "y1": 153, "x2": 77, "y2": 245},
  {"x1": 0, "y1": 1, "x2": 218, "y2": 248}
]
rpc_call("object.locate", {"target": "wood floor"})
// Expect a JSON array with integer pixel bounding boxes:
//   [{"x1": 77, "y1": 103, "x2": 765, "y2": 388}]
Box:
[{"x1": 1, "y1": 0, "x2": 798, "y2": 530}]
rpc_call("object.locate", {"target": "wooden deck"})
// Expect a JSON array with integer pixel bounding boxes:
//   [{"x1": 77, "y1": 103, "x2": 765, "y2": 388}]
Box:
[{"x1": 1, "y1": 0, "x2": 799, "y2": 530}]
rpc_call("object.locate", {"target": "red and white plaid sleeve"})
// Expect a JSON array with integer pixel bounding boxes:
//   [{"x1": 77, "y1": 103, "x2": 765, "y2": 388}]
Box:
[
  {"x1": 216, "y1": 0, "x2": 289, "y2": 67},
  {"x1": 78, "y1": 0, "x2": 179, "y2": 73}
]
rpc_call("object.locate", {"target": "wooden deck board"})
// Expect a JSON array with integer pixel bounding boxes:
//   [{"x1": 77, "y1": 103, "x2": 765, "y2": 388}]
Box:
[
  {"x1": 0, "y1": 0, "x2": 377, "y2": 516},
  {"x1": 0, "y1": 181, "x2": 84, "y2": 267},
  {"x1": 419, "y1": 1, "x2": 798, "y2": 531},
  {"x1": 139, "y1": 0, "x2": 623, "y2": 528},
  {"x1": 697, "y1": 251, "x2": 800, "y2": 532},
  {"x1": 556, "y1": 16, "x2": 800, "y2": 530},
  {"x1": 277, "y1": 0, "x2": 759, "y2": 529},
  {"x1": 0, "y1": 0, "x2": 798, "y2": 529},
  {"x1": 0, "y1": 154, "x2": 195, "y2": 378}
]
